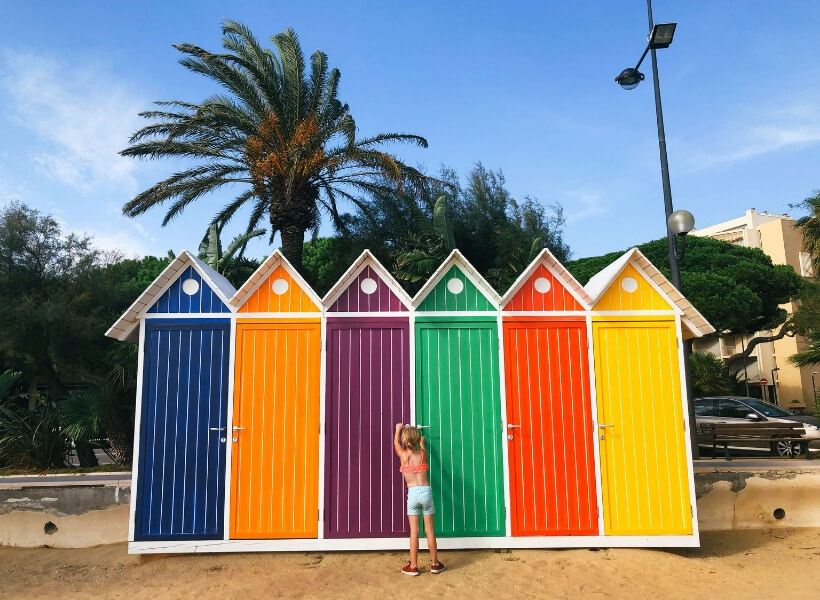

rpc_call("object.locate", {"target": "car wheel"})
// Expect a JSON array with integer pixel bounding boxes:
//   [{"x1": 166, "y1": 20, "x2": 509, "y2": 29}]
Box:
[{"x1": 771, "y1": 438, "x2": 804, "y2": 458}]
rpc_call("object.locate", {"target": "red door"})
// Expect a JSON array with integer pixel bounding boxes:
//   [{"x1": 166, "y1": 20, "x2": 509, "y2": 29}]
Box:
[{"x1": 503, "y1": 318, "x2": 598, "y2": 536}]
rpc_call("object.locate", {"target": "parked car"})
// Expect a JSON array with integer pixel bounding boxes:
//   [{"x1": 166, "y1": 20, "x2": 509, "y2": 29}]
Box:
[{"x1": 694, "y1": 396, "x2": 820, "y2": 457}]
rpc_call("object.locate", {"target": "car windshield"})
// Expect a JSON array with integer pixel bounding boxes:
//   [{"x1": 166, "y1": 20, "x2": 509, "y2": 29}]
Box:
[{"x1": 741, "y1": 398, "x2": 794, "y2": 418}]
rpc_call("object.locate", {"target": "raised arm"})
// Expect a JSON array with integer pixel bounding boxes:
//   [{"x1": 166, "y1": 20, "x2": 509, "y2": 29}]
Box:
[{"x1": 393, "y1": 423, "x2": 404, "y2": 458}]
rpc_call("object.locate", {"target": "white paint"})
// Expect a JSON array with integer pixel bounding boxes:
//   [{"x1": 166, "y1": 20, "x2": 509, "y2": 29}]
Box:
[
  {"x1": 533, "y1": 277, "x2": 551, "y2": 294},
  {"x1": 621, "y1": 277, "x2": 638, "y2": 293},
  {"x1": 446, "y1": 277, "x2": 464, "y2": 294},
  {"x1": 181, "y1": 278, "x2": 200, "y2": 296},
  {"x1": 360, "y1": 277, "x2": 378, "y2": 295},
  {"x1": 128, "y1": 533, "x2": 699, "y2": 554},
  {"x1": 271, "y1": 278, "x2": 289, "y2": 295}
]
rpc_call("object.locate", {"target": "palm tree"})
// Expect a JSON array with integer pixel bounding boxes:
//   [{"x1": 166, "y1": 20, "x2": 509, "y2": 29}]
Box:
[
  {"x1": 795, "y1": 190, "x2": 820, "y2": 273},
  {"x1": 121, "y1": 20, "x2": 429, "y2": 270}
]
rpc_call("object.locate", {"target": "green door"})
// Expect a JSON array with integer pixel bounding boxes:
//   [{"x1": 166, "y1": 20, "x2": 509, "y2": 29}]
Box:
[{"x1": 415, "y1": 317, "x2": 505, "y2": 537}]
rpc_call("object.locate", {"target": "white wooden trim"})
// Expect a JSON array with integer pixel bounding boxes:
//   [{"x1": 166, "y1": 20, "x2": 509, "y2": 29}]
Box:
[
  {"x1": 235, "y1": 312, "x2": 322, "y2": 320},
  {"x1": 414, "y1": 311, "x2": 499, "y2": 318},
  {"x1": 128, "y1": 533, "x2": 699, "y2": 554},
  {"x1": 223, "y1": 318, "x2": 237, "y2": 541},
  {"x1": 230, "y1": 250, "x2": 323, "y2": 310},
  {"x1": 317, "y1": 311, "x2": 328, "y2": 540},
  {"x1": 411, "y1": 249, "x2": 501, "y2": 308},
  {"x1": 499, "y1": 252, "x2": 592, "y2": 310},
  {"x1": 128, "y1": 322, "x2": 146, "y2": 542},
  {"x1": 502, "y1": 311, "x2": 588, "y2": 318},
  {"x1": 496, "y1": 311, "x2": 512, "y2": 538},
  {"x1": 409, "y1": 312, "x2": 416, "y2": 425},
  {"x1": 676, "y1": 317, "x2": 701, "y2": 539},
  {"x1": 589, "y1": 310, "x2": 679, "y2": 317},
  {"x1": 142, "y1": 312, "x2": 237, "y2": 320},
  {"x1": 323, "y1": 311, "x2": 410, "y2": 319},
  {"x1": 628, "y1": 259, "x2": 685, "y2": 314},
  {"x1": 321, "y1": 250, "x2": 413, "y2": 310},
  {"x1": 586, "y1": 315, "x2": 605, "y2": 536}
]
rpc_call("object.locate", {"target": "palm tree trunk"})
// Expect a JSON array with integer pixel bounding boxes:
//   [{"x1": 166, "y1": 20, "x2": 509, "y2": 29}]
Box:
[{"x1": 280, "y1": 225, "x2": 306, "y2": 273}]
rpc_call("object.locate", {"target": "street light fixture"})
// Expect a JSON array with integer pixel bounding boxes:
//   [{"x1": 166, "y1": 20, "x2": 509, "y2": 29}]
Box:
[{"x1": 615, "y1": 1, "x2": 698, "y2": 457}]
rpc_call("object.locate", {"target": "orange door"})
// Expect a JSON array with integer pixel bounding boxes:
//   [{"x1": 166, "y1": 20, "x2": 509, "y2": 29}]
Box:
[
  {"x1": 230, "y1": 320, "x2": 321, "y2": 539},
  {"x1": 503, "y1": 318, "x2": 598, "y2": 536}
]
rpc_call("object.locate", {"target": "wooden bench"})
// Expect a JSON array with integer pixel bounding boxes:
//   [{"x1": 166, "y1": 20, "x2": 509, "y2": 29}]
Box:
[{"x1": 701, "y1": 422, "x2": 810, "y2": 460}]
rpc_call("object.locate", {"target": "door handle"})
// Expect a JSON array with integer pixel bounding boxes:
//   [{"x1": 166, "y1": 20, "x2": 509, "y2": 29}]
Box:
[
  {"x1": 232, "y1": 426, "x2": 246, "y2": 431},
  {"x1": 507, "y1": 424, "x2": 521, "y2": 429},
  {"x1": 598, "y1": 423, "x2": 615, "y2": 429},
  {"x1": 414, "y1": 425, "x2": 431, "y2": 429},
  {"x1": 209, "y1": 427, "x2": 226, "y2": 432}
]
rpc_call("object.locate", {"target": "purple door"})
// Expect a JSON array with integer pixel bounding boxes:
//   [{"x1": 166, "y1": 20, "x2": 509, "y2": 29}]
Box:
[{"x1": 324, "y1": 318, "x2": 410, "y2": 538}]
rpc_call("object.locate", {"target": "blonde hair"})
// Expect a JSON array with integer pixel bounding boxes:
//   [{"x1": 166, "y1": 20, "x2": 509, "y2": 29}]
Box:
[{"x1": 401, "y1": 426, "x2": 422, "y2": 451}]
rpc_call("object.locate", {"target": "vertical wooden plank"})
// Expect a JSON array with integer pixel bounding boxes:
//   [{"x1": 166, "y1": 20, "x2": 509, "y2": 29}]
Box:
[
  {"x1": 135, "y1": 321, "x2": 228, "y2": 541},
  {"x1": 594, "y1": 320, "x2": 692, "y2": 535},
  {"x1": 230, "y1": 321, "x2": 321, "y2": 539},
  {"x1": 324, "y1": 319, "x2": 410, "y2": 538},
  {"x1": 503, "y1": 319, "x2": 598, "y2": 536},
  {"x1": 416, "y1": 319, "x2": 504, "y2": 538}
]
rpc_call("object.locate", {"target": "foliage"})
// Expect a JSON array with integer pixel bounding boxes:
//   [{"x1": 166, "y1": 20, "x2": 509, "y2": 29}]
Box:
[
  {"x1": 346, "y1": 163, "x2": 570, "y2": 294},
  {"x1": 0, "y1": 370, "x2": 22, "y2": 401},
  {"x1": 689, "y1": 352, "x2": 734, "y2": 397},
  {"x1": 120, "y1": 20, "x2": 430, "y2": 271},
  {"x1": 301, "y1": 236, "x2": 356, "y2": 297},
  {"x1": 0, "y1": 399, "x2": 68, "y2": 469},
  {"x1": 566, "y1": 236, "x2": 803, "y2": 335},
  {"x1": 395, "y1": 195, "x2": 456, "y2": 284}
]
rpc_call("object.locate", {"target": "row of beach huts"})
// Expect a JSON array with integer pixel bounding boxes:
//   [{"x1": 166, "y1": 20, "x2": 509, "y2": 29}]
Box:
[{"x1": 106, "y1": 246, "x2": 714, "y2": 553}]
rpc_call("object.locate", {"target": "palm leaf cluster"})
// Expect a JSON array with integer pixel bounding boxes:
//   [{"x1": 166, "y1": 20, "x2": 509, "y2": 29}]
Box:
[{"x1": 122, "y1": 20, "x2": 429, "y2": 269}]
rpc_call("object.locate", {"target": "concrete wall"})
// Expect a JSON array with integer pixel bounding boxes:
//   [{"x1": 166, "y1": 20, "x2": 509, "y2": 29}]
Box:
[
  {"x1": 0, "y1": 479, "x2": 130, "y2": 548},
  {"x1": 2, "y1": 468, "x2": 819, "y2": 548}
]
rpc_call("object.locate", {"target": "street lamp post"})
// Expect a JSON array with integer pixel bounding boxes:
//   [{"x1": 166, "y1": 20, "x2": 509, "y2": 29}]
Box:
[
  {"x1": 812, "y1": 372, "x2": 818, "y2": 415},
  {"x1": 616, "y1": 1, "x2": 699, "y2": 457}
]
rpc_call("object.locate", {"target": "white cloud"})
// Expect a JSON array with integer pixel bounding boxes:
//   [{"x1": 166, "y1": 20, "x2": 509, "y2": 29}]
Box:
[
  {"x1": 683, "y1": 101, "x2": 820, "y2": 171},
  {"x1": 0, "y1": 51, "x2": 145, "y2": 193},
  {"x1": 564, "y1": 190, "x2": 609, "y2": 224}
]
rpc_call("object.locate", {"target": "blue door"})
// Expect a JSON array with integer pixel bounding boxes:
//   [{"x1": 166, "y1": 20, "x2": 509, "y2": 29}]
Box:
[{"x1": 135, "y1": 320, "x2": 230, "y2": 541}]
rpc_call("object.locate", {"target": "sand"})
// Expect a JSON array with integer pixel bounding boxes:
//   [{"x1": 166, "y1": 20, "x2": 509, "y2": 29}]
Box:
[{"x1": 1, "y1": 529, "x2": 818, "y2": 599}]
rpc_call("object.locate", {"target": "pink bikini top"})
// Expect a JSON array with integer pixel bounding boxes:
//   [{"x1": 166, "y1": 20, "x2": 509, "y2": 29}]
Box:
[{"x1": 399, "y1": 463, "x2": 429, "y2": 474}]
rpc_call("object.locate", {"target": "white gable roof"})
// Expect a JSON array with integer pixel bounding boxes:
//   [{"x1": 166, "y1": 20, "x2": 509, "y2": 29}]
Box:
[
  {"x1": 230, "y1": 249, "x2": 322, "y2": 309},
  {"x1": 412, "y1": 249, "x2": 501, "y2": 307},
  {"x1": 584, "y1": 248, "x2": 715, "y2": 338},
  {"x1": 321, "y1": 249, "x2": 412, "y2": 309},
  {"x1": 105, "y1": 250, "x2": 236, "y2": 342},
  {"x1": 500, "y1": 248, "x2": 592, "y2": 309}
]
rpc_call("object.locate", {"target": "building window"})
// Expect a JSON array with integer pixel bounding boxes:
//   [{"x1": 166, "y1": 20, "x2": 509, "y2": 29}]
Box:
[{"x1": 799, "y1": 252, "x2": 814, "y2": 278}]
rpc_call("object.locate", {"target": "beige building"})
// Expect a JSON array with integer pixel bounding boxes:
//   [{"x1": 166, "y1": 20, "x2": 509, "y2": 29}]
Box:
[{"x1": 691, "y1": 209, "x2": 816, "y2": 411}]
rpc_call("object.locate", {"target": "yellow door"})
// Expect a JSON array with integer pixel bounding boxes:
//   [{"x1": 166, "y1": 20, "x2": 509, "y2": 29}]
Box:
[
  {"x1": 231, "y1": 320, "x2": 321, "y2": 539},
  {"x1": 593, "y1": 319, "x2": 692, "y2": 535}
]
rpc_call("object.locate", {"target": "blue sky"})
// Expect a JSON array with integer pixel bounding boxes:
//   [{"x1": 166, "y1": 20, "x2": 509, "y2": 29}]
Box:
[{"x1": 1, "y1": 1, "x2": 819, "y2": 261}]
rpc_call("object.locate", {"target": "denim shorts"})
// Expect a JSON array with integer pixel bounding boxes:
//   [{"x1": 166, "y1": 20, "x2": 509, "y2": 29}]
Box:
[{"x1": 407, "y1": 485, "x2": 435, "y2": 516}]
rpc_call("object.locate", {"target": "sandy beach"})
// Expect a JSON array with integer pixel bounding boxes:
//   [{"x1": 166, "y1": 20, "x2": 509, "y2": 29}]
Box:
[{"x1": 2, "y1": 528, "x2": 818, "y2": 599}]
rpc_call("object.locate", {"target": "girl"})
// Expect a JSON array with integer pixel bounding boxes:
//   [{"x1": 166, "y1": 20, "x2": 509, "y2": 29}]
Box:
[{"x1": 393, "y1": 422, "x2": 445, "y2": 576}]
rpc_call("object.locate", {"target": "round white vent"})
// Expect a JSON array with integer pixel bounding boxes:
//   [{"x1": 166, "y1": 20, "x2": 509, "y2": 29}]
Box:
[
  {"x1": 533, "y1": 277, "x2": 551, "y2": 294},
  {"x1": 181, "y1": 278, "x2": 200, "y2": 296},
  {"x1": 360, "y1": 277, "x2": 378, "y2": 295},
  {"x1": 621, "y1": 277, "x2": 639, "y2": 293},
  {"x1": 272, "y1": 278, "x2": 289, "y2": 295},
  {"x1": 447, "y1": 277, "x2": 464, "y2": 294}
]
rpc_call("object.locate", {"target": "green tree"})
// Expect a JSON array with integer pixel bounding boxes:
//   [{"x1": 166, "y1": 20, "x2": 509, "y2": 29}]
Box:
[
  {"x1": 121, "y1": 20, "x2": 430, "y2": 271},
  {"x1": 794, "y1": 189, "x2": 820, "y2": 272},
  {"x1": 688, "y1": 352, "x2": 734, "y2": 397},
  {"x1": 301, "y1": 236, "x2": 357, "y2": 297}
]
